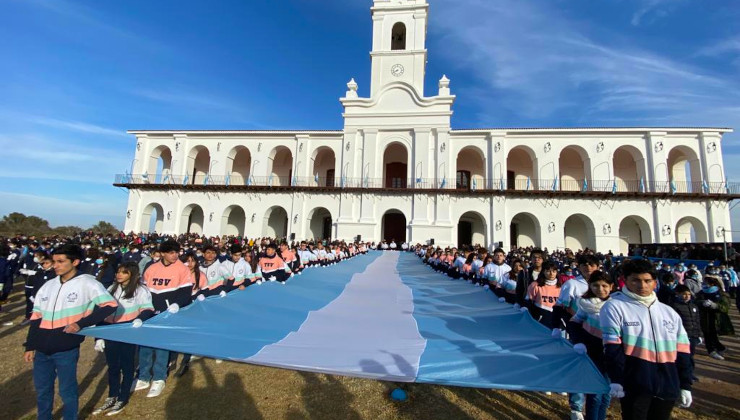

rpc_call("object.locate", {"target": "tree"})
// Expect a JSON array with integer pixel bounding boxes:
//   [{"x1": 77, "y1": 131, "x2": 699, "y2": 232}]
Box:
[
  {"x1": 0, "y1": 212, "x2": 52, "y2": 237},
  {"x1": 52, "y1": 226, "x2": 84, "y2": 237},
  {"x1": 90, "y1": 221, "x2": 119, "y2": 236}
]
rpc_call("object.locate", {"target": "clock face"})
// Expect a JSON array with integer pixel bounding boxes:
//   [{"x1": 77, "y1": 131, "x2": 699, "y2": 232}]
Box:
[{"x1": 391, "y1": 64, "x2": 404, "y2": 77}]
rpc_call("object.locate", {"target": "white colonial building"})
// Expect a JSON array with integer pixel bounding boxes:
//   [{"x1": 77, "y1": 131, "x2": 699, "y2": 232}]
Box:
[{"x1": 119, "y1": 0, "x2": 735, "y2": 254}]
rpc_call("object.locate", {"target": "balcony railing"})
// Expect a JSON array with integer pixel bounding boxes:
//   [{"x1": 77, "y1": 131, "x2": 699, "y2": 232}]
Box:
[{"x1": 114, "y1": 174, "x2": 740, "y2": 196}]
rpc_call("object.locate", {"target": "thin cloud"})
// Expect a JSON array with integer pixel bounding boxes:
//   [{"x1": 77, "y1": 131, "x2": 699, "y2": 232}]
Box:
[
  {"x1": 431, "y1": 0, "x2": 739, "y2": 125},
  {"x1": 128, "y1": 87, "x2": 250, "y2": 116},
  {"x1": 27, "y1": 116, "x2": 128, "y2": 138}
]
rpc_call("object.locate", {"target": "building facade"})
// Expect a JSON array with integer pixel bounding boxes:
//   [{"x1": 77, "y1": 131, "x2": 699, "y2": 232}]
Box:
[{"x1": 119, "y1": 0, "x2": 735, "y2": 254}]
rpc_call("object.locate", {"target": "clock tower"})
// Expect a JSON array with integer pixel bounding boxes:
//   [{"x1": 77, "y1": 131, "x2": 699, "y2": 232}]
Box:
[{"x1": 369, "y1": 0, "x2": 429, "y2": 98}]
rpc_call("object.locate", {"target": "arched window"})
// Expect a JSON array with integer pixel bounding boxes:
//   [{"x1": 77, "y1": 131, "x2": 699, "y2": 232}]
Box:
[{"x1": 391, "y1": 22, "x2": 406, "y2": 50}]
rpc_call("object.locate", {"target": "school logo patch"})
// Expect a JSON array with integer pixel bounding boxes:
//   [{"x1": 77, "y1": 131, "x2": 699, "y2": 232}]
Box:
[
  {"x1": 624, "y1": 321, "x2": 641, "y2": 327},
  {"x1": 663, "y1": 320, "x2": 676, "y2": 334},
  {"x1": 66, "y1": 292, "x2": 78, "y2": 303}
]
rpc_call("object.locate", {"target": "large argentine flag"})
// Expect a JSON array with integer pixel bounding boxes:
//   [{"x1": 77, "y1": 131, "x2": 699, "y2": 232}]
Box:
[{"x1": 80, "y1": 252, "x2": 609, "y2": 393}]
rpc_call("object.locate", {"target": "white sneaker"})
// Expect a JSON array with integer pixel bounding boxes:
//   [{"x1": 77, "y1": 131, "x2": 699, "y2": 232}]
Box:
[
  {"x1": 215, "y1": 359, "x2": 223, "y2": 364},
  {"x1": 545, "y1": 391, "x2": 552, "y2": 395},
  {"x1": 146, "y1": 380, "x2": 165, "y2": 398},
  {"x1": 569, "y1": 411, "x2": 584, "y2": 420},
  {"x1": 710, "y1": 351, "x2": 725, "y2": 360},
  {"x1": 134, "y1": 379, "x2": 150, "y2": 391}
]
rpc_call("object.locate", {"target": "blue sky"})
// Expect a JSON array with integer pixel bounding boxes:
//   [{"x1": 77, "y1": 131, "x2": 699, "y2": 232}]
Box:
[{"x1": 1, "y1": 0, "x2": 739, "y2": 237}]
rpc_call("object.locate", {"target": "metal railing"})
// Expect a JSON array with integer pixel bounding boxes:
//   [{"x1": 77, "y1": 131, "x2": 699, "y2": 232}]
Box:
[{"x1": 114, "y1": 174, "x2": 740, "y2": 195}]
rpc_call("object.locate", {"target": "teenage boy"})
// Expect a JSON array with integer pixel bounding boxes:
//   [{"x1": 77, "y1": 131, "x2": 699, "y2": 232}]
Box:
[{"x1": 24, "y1": 244, "x2": 118, "y2": 420}]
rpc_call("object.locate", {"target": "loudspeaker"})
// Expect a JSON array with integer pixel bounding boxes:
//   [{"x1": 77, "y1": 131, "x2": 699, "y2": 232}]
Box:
[
  {"x1": 498, "y1": 241, "x2": 503, "y2": 248},
  {"x1": 430, "y1": 238, "x2": 435, "y2": 245},
  {"x1": 290, "y1": 233, "x2": 296, "y2": 241}
]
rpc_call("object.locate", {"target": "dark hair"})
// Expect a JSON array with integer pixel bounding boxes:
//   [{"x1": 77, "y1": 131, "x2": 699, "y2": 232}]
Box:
[
  {"x1": 536, "y1": 260, "x2": 561, "y2": 287},
  {"x1": 493, "y1": 248, "x2": 505, "y2": 255},
  {"x1": 530, "y1": 249, "x2": 544, "y2": 258},
  {"x1": 660, "y1": 272, "x2": 675, "y2": 284},
  {"x1": 581, "y1": 270, "x2": 614, "y2": 299},
  {"x1": 110, "y1": 262, "x2": 141, "y2": 300},
  {"x1": 180, "y1": 252, "x2": 202, "y2": 291},
  {"x1": 229, "y1": 244, "x2": 242, "y2": 254},
  {"x1": 703, "y1": 275, "x2": 722, "y2": 289},
  {"x1": 621, "y1": 259, "x2": 657, "y2": 280},
  {"x1": 673, "y1": 284, "x2": 691, "y2": 295},
  {"x1": 577, "y1": 254, "x2": 600, "y2": 267},
  {"x1": 202, "y1": 245, "x2": 217, "y2": 253},
  {"x1": 159, "y1": 240, "x2": 180, "y2": 253},
  {"x1": 52, "y1": 244, "x2": 83, "y2": 263}
]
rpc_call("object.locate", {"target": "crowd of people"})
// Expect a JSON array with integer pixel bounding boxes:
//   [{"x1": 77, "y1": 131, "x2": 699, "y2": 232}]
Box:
[
  {"x1": 1, "y1": 232, "x2": 369, "y2": 419},
  {"x1": 0, "y1": 232, "x2": 737, "y2": 420},
  {"x1": 414, "y1": 243, "x2": 737, "y2": 420}
]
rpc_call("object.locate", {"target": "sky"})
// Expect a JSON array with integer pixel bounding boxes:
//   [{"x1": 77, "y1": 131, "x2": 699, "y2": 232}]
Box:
[{"x1": 0, "y1": 0, "x2": 739, "y2": 237}]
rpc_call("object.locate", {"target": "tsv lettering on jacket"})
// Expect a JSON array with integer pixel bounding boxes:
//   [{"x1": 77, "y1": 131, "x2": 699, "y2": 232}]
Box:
[{"x1": 152, "y1": 278, "x2": 172, "y2": 286}]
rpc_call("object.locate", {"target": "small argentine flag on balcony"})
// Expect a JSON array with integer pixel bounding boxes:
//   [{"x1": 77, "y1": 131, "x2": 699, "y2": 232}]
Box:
[
  {"x1": 440, "y1": 177, "x2": 446, "y2": 188},
  {"x1": 582, "y1": 178, "x2": 588, "y2": 192},
  {"x1": 182, "y1": 175, "x2": 189, "y2": 186},
  {"x1": 526, "y1": 177, "x2": 531, "y2": 191},
  {"x1": 639, "y1": 177, "x2": 645, "y2": 193}
]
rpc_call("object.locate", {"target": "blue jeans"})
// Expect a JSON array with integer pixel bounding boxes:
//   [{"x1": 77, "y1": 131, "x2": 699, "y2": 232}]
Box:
[
  {"x1": 569, "y1": 392, "x2": 585, "y2": 412},
  {"x1": 104, "y1": 340, "x2": 137, "y2": 403},
  {"x1": 138, "y1": 346, "x2": 169, "y2": 382},
  {"x1": 585, "y1": 392, "x2": 611, "y2": 420},
  {"x1": 33, "y1": 347, "x2": 79, "y2": 420}
]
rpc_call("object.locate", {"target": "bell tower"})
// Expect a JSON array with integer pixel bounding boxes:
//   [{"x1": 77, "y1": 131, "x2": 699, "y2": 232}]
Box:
[{"x1": 370, "y1": 0, "x2": 429, "y2": 98}]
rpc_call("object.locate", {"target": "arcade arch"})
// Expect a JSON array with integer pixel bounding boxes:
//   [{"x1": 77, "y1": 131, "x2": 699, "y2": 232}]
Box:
[
  {"x1": 383, "y1": 142, "x2": 408, "y2": 188},
  {"x1": 564, "y1": 214, "x2": 595, "y2": 250},
  {"x1": 263, "y1": 206, "x2": 288, "y2": 239},
  {"x1": 221, "y1": 205, "x2": 246, "y2": 237}
]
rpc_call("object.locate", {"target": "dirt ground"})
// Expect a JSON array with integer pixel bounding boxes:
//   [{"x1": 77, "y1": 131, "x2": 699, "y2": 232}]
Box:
[{"x1": 1, "y1": 282, "x2": 738, "y2": 420}]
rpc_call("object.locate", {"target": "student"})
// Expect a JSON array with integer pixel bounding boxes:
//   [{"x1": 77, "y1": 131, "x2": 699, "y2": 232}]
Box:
[
  {"x1": 526, "y1": 260, "x2": 562, "y2": 328},
  {"x1": 670, "y1": 285, "x2": 701, "y2": 382},
  {"x1": 134, "y1": 241, "x2": 192, "y2": 398},
  {"x1": 23, "y1": 244, "x2": 118, "y2": 420},
  {"x1": 92, "y1": 263, "x2": 154, "y2": 416},
  {"x1": 485, "y1": 248, "x2": 511, "y2": 295},
  {"x1": 554, "y1": 254, "x2": 600, "y2": 331},
  {"x1": 656, "y1": 273, "x2": 676, "y2": 305},
  {"x1": 695, "y1": 276, "x2": 735, "y2": 360},
  {"x1": 257, "y1": 243, "x2": 290, "y2": 283},
  {"x1": 21, "y1": 250, "x2": 46, "y2": 325},
  {"x1": 600, "y1": 259, "x2": 692, "y2": 420},
  {"x1": 222, "y1": 244, "x2": 252, "y2": 291},
  {"x1": 461, "y1": 253, "x2": 475, "y2": 281},
  {"x1": 500, "y1": 258, "x2": 523, "y2": 304},
  {"x1": 280, "y1": 242, "x2": 299, "y2": 273},
  {"x1": 199, "y1": 245, "x2": 229, "y2": 296},
  {"x1": 568, "y1": 271, "x2": 614, "y2": 420}
]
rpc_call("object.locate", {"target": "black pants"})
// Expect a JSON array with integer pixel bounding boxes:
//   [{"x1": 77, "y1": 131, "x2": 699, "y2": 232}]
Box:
[
  {"x1": 25, "y1": 286, "x2": 34, "y2": 319},
  {"x1": 104, "y1": 340, "x2": 137, "y2": 404},
  {"x1": 704, "y1": 325, "x2": 726, "y2": 354},
  {"x1": 620, "y1": 393, "x2": 675, "y2": 420}
]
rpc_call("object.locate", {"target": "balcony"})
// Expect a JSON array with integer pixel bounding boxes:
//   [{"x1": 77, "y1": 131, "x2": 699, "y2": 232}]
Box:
[{"x1": 114, "y1": 174, "x2": 740, "y2": 199}]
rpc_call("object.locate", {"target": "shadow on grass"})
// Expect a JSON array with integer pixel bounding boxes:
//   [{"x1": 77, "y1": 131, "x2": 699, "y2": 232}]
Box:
[
  {"x1": 285, "y1": 371, "x2": 362, "y2": 420},
  {"x1": 165, "y1": 361, "x2": 263, "y2": 420}
]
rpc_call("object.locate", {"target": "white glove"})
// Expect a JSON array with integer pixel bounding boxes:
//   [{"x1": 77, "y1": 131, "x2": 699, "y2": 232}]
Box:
[
  {"x1": 94, "y1": 339, "x2": 105, "y2": 352},
  {"x1": 573, "y1": 343, "x2": 587, "y2": 355},
  {"x1": 29, "y1": 295, "x2": 35, "y2": 303},
  {"x1": 609, "y1": 383, "x2": 625, "y2": 398},
  {"x1": 679, "y1": 389, "x2": 692, "y2": 408},
  {"x1": 498, "y1": 297, "x2": 506, "y2": 303},
  {"x1": 483, "y1": 285, "x2": 490, "y2": 290},
  {"x1": 132, "y1": 319, "x2": 143, "y2": 328},
  {"x1": 196, "y1": 294, "x2": 206, "y2": 302},
  {"x1": 520, "y1": 306, "x2": 529, "y2": 313},
  {"x1": 698, "y1": 337, "x2": 703, "y2": 345},
  {"x1": 513, "y1": 303, "x2": 521, "y2": 310},
  {"x1": 551, "y1": 328, "x2": 563, "y2": 339},
  {"x1": 168, "y1": 303, "x2": 180, "y2": 314},
  {"x1": 703, "y1": 301, "x2": 718, "y2": 309},
  {"x1": 219, "y1": 290, "x2": 227, "y2": 297}
]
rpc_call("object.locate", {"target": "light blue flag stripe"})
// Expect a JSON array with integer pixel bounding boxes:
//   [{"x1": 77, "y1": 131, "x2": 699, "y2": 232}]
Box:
[{"x1": 395, "y1": 252, "x2": 610, "y2": 393}]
